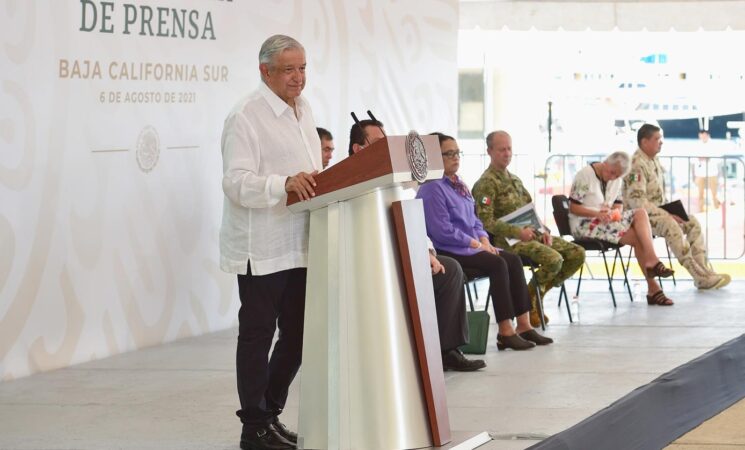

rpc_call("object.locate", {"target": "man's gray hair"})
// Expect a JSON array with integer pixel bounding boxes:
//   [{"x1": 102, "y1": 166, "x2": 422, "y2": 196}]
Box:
[
  {"x1": 259, "y1": 34, "x2": 304, "y2": 67},
  {"x1": 604, "y1": 151, "x2": 631, "y2": 177}
]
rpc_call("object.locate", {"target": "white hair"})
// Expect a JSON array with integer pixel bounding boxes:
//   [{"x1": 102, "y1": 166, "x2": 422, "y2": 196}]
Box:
[
  {"x1": 604, "y1": 151, "x2": 631, "y2": 177},
  {"x1": 259, "y1": 34, "x2": 304, "y2": 67}
]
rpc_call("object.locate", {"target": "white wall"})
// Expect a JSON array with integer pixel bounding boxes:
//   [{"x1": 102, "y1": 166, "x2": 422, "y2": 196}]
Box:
[{"x1": 0, "y1": 0, "x2": 459, "y2": 381}]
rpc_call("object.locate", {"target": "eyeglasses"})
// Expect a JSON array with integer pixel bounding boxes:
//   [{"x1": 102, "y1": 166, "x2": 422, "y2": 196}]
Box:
[{"x1": 441, "y1": 150, "x2": 463, "y2": 159}]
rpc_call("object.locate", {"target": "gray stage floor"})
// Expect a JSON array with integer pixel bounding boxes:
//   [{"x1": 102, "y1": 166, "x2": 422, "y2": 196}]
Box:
[{"x1": 1, "y1": 277, "x2": 743, "y2": 450}]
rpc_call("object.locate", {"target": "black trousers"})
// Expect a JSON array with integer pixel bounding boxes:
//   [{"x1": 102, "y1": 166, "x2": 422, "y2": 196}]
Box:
[
  {"x1": 432, "y1": 255, "x2": 469, "y2": 352},
  {"x1": 236, "y1": 263, "x2": 306, "y2": 432},
  {"x1": 438, "y1": 250, "x2": 530, "y2": 323}
]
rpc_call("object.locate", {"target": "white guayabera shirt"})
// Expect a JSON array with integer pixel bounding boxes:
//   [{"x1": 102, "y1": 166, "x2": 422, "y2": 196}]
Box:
[{"x1": 220, "y1": 82, "x2": 322, "y2": 276}]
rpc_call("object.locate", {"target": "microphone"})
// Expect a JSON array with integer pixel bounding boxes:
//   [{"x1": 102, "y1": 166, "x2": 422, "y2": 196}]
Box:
[
  {"x1": 351, "y1": 111, "x2": 372, "y2": 148},
  {"x1": 367, "y1": 110, "x2": 387, "y2": 138}
]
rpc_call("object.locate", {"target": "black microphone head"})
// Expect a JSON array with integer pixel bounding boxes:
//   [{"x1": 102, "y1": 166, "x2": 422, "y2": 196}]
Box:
[
  {"x1": 349, "y1": 111, "x2": 372, "y2": 154},
  {"x1": 366, "y1": 110, "x2": 386, "y2": 137}
]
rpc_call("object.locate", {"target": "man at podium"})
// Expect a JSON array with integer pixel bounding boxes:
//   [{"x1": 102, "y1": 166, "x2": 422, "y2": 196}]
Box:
[
  {"x1": 348, "y1": 120, "x2": 486, "y2": 371},
  {"x1": 220, "y1": 34, "x2": 322, "y2": 450}
]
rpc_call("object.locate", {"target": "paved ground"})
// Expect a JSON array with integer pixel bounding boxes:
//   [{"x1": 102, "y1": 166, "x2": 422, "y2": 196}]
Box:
[
  {"x1": 666, "y1": 398, "x2": 745, "y2": 449},
  {"x1": 0, "y1": 276, "x2": 743, "y2": 450}
]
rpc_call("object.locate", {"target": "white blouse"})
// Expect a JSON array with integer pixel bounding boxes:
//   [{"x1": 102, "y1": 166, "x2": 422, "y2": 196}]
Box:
[
  {"x1": 568, "y1": 164, "x2": 624, "y2": 232},
  {"x1": 220, "y1": 82, "x2": 322, "y2": 276}
]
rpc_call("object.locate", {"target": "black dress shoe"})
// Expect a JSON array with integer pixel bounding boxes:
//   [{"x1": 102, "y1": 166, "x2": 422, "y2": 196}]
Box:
[
  {"x1": 442, "y1": 349, "x2": 486, "y2": 371},
  {"x1": 240, "y1": 427, "x2": 295, "y2": 450},
  {"x1": 271, "y1": 418, "x2": 298, "y2": 444},
  {"x1": 496, "y1": 333, "x2": 535, "y2": 351},
  {"x1": 518, "y1": 329, "x2": 554, "y2": 346}
]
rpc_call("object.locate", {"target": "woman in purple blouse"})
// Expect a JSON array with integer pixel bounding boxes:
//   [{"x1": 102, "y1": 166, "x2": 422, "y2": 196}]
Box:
[{"x1": 417, "y1": 133, "x2": 552, "y2": 351}]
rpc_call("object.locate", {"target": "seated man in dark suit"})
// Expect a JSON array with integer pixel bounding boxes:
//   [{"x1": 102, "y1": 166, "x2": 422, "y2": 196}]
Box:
[{"x1": 349, "y1": 120, "x2": 485, "y2": 370}]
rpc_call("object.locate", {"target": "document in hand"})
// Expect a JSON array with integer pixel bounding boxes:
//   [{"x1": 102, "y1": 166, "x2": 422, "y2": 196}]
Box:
[
  {"x1": 499, "y1": 203, "x2": 548, "y2": 245},
  {"x1": 659, "y1": 199, "x2": 690, "y2": 222}
]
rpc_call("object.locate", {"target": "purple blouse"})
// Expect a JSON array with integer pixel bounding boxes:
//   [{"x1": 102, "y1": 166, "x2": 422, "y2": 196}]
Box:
[{"x1": 416, "y1": 176, "x2": 488, "y2": 256}]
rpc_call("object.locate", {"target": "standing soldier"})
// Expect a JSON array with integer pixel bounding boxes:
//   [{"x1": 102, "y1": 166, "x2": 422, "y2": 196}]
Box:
[
  {"x1": 473, "y1": 131, "x2": 585, "y2": 327},
  {"x1": 623, "y1": 123, "x2": 730, "y2": 289}
]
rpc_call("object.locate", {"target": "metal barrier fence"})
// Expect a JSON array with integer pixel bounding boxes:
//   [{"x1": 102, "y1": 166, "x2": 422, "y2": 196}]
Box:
[
  {"x1": 541, "y1": 154, "x2": 745, "y2": 260},
  {"x1": 459, "y1": 151, "x2": 745, "y2": 260}
]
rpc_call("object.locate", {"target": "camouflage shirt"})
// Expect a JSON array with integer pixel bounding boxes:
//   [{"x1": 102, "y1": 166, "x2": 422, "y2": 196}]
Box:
[
  {"x1": 623, "y1": 148, "x2": 667, "y2": 216},
  {"x1": 472, "y1": 165, "x2": 534, "y2": 248}
]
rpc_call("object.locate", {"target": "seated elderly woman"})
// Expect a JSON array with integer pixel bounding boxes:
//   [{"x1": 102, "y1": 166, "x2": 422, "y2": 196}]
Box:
[
  {"x1": 416, "y1": 133, "x2": 552, "y2": 351},
  {"x1": 568, "y1": 151, "x2": 675, "y2": 306}
]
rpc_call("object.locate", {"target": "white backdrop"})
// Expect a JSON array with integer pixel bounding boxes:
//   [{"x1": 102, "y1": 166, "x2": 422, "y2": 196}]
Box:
[{"x1": 0, "y1": 0, "x2": 458, "y2": 380}]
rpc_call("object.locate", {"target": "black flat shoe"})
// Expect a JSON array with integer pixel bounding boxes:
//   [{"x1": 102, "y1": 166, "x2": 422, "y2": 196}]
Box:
[
  {"x1": 518, "y1": 329, "x2": 554, "y2": 346},
  {"x1": 496, "y1": 333, "x2": 535, "y2": 351},
  {"x1": 442, "y1": 349, "x2": 486, "y2": 371},
  {"x1": 271, "y1": 418, "x2": 298, "y2": 445},
  {"x1": 240, "y1": 427, "x2": 295, "y2": 450}
]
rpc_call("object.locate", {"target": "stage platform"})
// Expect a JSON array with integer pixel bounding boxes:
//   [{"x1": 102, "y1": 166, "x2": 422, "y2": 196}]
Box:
[{"x1": 0, "y1": 277, "x2": 743, "y2": 450}]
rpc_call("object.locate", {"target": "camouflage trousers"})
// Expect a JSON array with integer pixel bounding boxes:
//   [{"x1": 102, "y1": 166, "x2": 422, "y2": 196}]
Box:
[
  {"x1": 511, "y1": 236, "x2": 586, "y2": 290},
  {"x1": 649, "y1": 212, "x2": 707, "y2": 267}
]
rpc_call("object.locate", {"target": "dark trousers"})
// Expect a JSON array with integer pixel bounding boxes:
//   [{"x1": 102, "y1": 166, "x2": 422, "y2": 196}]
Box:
[
  {"x1": 236, "y1": 263, "x2": 307, "y2": 432},
  {"x1": 432, "y1": 255, "x2": 469, "y2": 352},
  {"x1": 438, "y1": 250, "x2": 530, "y2": 323}
]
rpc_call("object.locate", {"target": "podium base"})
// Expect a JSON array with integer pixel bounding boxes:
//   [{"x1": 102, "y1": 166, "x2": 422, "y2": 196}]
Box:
[{"x1": 298, "y1": 186, "x2": 432, "y2": 450}]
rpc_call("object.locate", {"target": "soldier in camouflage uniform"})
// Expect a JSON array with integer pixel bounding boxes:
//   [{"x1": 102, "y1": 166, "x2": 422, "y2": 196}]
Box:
[
  {"x1": 473, "y1": 131, "x2": 585, "y2": 326},
  {"x1": 622, "y1": 123, "x2": 730, "y2": 289}
]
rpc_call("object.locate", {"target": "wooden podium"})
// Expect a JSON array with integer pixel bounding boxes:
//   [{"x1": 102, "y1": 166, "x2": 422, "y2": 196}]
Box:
[{"x1": 287, "y1": 134, "x2": 451, "y2": 449}]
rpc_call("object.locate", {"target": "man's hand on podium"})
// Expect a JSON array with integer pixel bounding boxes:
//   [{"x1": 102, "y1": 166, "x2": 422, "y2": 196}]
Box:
[
  {"x1": 285, "y1": 171, "x2": 318, "y2": 201},
  {"x1": 429, "y1": 253, "x2": 445, "y2": 275}
]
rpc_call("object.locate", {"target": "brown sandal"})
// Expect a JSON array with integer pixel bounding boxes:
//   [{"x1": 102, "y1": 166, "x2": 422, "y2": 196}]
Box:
[
  {"x1": 646, "y1": 290, "x2": 674, "y2": 306},
  {"x1": 645, "y1": 261, "x2": 674, "y2": 279}
]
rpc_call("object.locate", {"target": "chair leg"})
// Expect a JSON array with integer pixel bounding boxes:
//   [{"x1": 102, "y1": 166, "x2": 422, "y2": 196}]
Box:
[
  {"x1": 583, "y1": 261, "x2": 595, "y2": 279},
  {"x1": 655, "y1": 243, "x2": 664, "y2": 289},
  {"x1": 623, "y1": 246, "x2": 643, "y2": 295},
  {"x1": 575, "y1": 265, "x2": 584, "y2": 297},
  {"x1": 624, "y1": 246, "x2": 633, "y2": 288},
  {"x1": 465, "y1": 282, "x2": 475, "y2": 311},
  {"x1": 617, "y1": 248, "x2": 633, "y2": 302},
  {"x1": 558, "y1": 282, "x2": 573, "y2": 323},
  {"x1": 611, "y1": 249, "x2": 619, "y2": 280},
  {"x1": 624, "y1": 246, "x2": 662, "y2": 288},
  {"x1": 666, "y1": 241, "x2": 677, "y2": 286},
  {"x1": 600, "y1": 250, "x2": 618, "y2": 308}
]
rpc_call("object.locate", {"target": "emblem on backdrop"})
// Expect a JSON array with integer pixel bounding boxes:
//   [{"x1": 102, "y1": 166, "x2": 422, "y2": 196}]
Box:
[
  {"x1": 136, "y1": 125, "x2": 160, "y2": 173},
  {"x1": 405, "y1": 130, "x2": 428, "y2": 183}
]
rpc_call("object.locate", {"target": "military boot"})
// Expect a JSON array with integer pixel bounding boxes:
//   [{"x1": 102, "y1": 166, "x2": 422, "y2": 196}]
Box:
[
  {"x1": 684, "y1": 258, "x2": 724, "y2": 290},
  {"x1": 716, "y1": 274, "x2": 732, "y2": 288},
  {"x1": 528, "y1": 282, "x2": 549, "y2": 327},
  {"x1": 693, "y1": 253, "x2": 731, "y2": 288}
]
